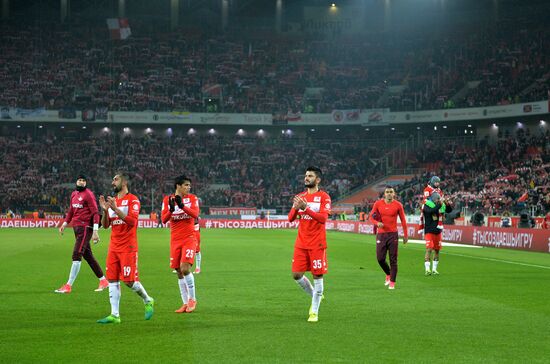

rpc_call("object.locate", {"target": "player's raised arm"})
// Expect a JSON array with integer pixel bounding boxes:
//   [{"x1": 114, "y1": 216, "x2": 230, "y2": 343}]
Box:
[
  {"x1": 303, "y1": 208, "x2": 328, "y2": 223},
  {"x1": 161, "y1": 196, "x2": 174, "y2": 224},
  {"x1": 174, "y1": 195, "x2": 199, "y2": 219},
  {"x1": 122, "y1": 198, "x2": 140, "y2": 227},
  {"x1": 99, "y1": 195, "x2": 110, "y2": 228},
  {"x1": 105, "y1": 196, "x2": 133, "y2": 222},
  {"x1": 440, "y1": 196, "x2": 453, "y2": 214},
  {"x1": 288, "y1": 196, "x2": 301, "y2": 221},
  {"x1": 303, "y1": 194, "x2": 330, "y2": 224},
  {"x1": 423, "y1": 198, "x2": 440, "y2": 214},
  {"x1": 288, "y1": 208, "x2": 298, "y2": 222}
]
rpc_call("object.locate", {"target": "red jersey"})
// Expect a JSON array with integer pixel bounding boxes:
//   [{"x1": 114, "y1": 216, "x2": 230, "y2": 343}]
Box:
[
  {"x1": 369, "y1": 199, "x2": 408, "y2": 238},
  {"x1": 107, "y1": 193, "x2": 140, "y2": 253},
  {"x1": 161, "y1": 194, "x2": 199, "y2": 242},
  {"x1": 423, "y1": 185, "x2": 443, "y2": 204},
  {"x1": 288, "y1": 190, "x2": 331, "y2": 249},
  {"x1": 64, "y1": 189, "x2": 100, "y2": 227}
]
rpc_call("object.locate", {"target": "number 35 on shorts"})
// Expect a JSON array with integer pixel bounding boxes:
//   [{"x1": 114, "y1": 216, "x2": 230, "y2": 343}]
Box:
[{"x1": 312, "y1": 259, "x2": 323, "y2": 269}]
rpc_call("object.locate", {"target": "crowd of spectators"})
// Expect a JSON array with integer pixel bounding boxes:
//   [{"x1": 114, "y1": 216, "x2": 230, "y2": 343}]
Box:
[
  {"x1": 2, "y1": 128, "x2": 548, "y2": 218},
  {"x1": 394, "y1": 130, "x2": 550, "y2": 217},
  {"x1": 0, "y1": 132, "x2": 385, "y2": 214},
  {"x1": 1, "y1": 20, "x2": 548, "y2": 115}
]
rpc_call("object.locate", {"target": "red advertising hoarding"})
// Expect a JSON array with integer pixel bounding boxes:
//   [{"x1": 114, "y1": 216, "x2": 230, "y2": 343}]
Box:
[{"x1": 2, "y1": 219, "x2": 549, "y2": 253}]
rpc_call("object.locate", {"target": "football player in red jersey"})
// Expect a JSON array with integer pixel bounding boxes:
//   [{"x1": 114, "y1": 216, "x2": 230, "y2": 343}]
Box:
[
  {"x1": 161, "y1": 175, "x2": 200, "y2": 313},
  {"x1": 96, "y1": 173, "x2": 154, "y2": 324},
  {"x1": 369, "y1": 186, "x2": 408, "y2": 290},
  {"x1": 55, "y1": 174, "x2": 108, "y2": 293},
  {"x1": 288, "y1": 166, "x2": 331, "y2": 323}
]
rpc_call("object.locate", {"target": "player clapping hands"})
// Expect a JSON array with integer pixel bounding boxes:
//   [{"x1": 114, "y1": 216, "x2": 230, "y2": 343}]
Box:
[
  {"x1": 292, "y1": 196, "x2": 307, "y2": 210},
  {"x1": 99, "y1": 195, "x2": 108, "y2": 210},
  {"x1": 167, "y1": 194, "x2": 186, "y2": 213},
  {"x1": 168, "y1": 196, "x2": 176, "y2": 212}
]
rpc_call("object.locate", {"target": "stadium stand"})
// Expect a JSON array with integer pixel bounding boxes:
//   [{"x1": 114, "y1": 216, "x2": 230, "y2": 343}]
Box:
[
  {"x1": 396, "y1": 131, "x2": 550, "y2": 216},
  {"x1": 1, "y1": 129, "x2": 548, "y2": 217},
  {"x1": 0, "y1": 133, "x2": 386, "y2": 213},
  {"x1": 1, "y1": 21, "x2": 548, "y2": 114}
]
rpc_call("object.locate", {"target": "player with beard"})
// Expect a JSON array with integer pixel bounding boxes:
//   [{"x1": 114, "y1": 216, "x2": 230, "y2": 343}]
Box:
[
  {"x1": 55, "y1": 174, "x2": 108, "y2": 293},
  {"x1": 288, "y1": 167, "x2": 331, "y2": 323},
  {"x1": 97, "y1": 173, "x2": 154, "y2": 324}
]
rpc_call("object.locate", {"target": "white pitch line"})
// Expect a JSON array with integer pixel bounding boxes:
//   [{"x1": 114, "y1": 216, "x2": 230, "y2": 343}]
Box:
[
  {"x1": 406, "y1": 239, "x2": 482, "y2": 248},
  {"x1": 442, "y1": 252, "x2": 550, "y2": 270},
  {"x1": 405, "y1": 239, "x2": 550, "y2": 270}
]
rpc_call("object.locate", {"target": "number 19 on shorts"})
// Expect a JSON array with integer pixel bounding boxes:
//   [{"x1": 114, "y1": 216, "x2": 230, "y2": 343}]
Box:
[{"x1": 123, "y1": 266, "x2": 132, "y2": 277}]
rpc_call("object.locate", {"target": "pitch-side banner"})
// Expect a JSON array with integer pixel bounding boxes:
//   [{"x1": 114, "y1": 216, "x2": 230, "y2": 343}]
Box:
[
  {"x1": 199, "y1": 219, "x2": 299, "y2": 229},
  {"x1": 2, "y1": 219, "x2": 549, "y2": 253},
  {"x1": 0, "y1": 218, "x2": 297, "y2": 229},
  {"x1": 199, "y1": 220, "x2": 550, "y2": 252},
  {"x1": 0, "y1": 218, "x2": 159, "y2": 229},
  {"x1": 323, "y1": 221, "x2": 550, "y2": 253},
  {"x1": 0, "y1": 219, "x2": 62, "y2": 228}
]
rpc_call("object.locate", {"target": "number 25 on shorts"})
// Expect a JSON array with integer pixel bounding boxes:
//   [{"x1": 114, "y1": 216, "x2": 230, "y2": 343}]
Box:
[{"x1": 185, "y1": 249, "x2": 194, "y2": 258}]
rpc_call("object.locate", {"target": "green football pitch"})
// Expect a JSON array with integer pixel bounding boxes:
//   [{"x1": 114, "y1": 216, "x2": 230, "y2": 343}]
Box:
[{"x1": 1, "y1": 228, "x2": 549, "y2": 363}]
